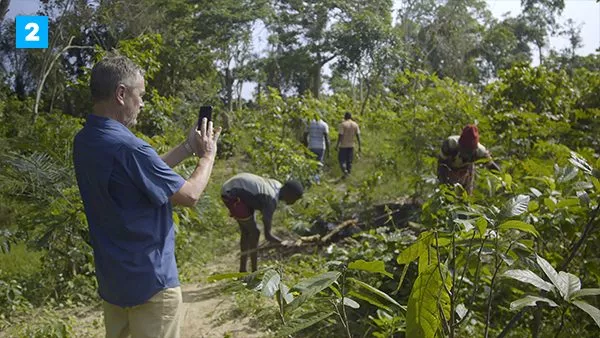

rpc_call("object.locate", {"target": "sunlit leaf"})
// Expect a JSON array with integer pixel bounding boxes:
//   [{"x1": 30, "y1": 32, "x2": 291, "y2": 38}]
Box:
[
  {"x1": 261, "y1": 270, "x2": 281, "y2": 298},
  {"x1": 278, "y1": 283, "x2": 294, "y2": 304},
  {"x1": 456, "y1": 303, "x2": 468, "y2": 320},
  {"x1": 528, "y1": 200, "x2": 540, "y2": 212},
  {"x1": 576, "y1": 191, "x2": 591, "y2": 207},
  {"x1": 503, "y1": 195, "x2": 530, "y2": 217},
  {"x1": 572, "y1": 300, "x2": 600, "y2": 329},
  {"x1": 349, "y1": 278, "x2": 404, "y2": 312},
  {"x1": 536, "y1": 255, "x2": 560, "y2": 292},
  {"x1": 557, "y1": 271, "x2": 581, "y2": 301},
  {"x1": 348, "y1": 260, "x2": 393, "y2": 278},
  {"x1": 556, "y1": 198, "x2": 580, "y2": 209},
  {"x1": 397, "y1": 241, "x2": 421, "y2": 265},
  {"x1": 569, "y1": 151, "x2": 593, "y2": 175},
  {"x1": 406, "y1": 264, "x2": 451, "y2": 338},
  {"x1": 529, "y1": 187, "x2": 542, "y2": 197},
  {"x1": 509, "y1": 296, "x2": 558, "y2": 311},
  {"x1": 503, "y1": 270, "x2": 554, "y2": 291},
  {"x1": 572, "y1": 288, "x2": 600, "y2": 299},
  {"x1": 558, "y1": 166, "x2": 578, "y2": 183},
  {"x1": 544, "y1": 197, "x2": 557, "y2": 212},
  {"x1": 343, "y1": 297, "x2": 360, "y2": 309},
  {"x1": 499, "y1": 220, "x2": 539, "y2": 237},
  {"x1": 454, "y1": 219, "x2": 474, "y2": 232},
  {"x1": 593, "y1": 177, "x2": 600, "y2": 192},
  {"x1": 476, "y1": 217, "x2": 488, "y2": 235},
  {"x1": 286, "y1": 272, "x2": 341, "y2": 311}
]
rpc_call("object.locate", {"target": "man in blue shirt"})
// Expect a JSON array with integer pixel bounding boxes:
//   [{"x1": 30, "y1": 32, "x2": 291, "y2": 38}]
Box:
[{"x1": 73, "y1": 55, "x2": 221, "y2": 338}]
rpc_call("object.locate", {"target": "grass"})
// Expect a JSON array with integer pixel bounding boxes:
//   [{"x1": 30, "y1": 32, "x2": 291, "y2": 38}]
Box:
[{"x1": 0, "y1": 243, "x2": 43, "y2": 280}]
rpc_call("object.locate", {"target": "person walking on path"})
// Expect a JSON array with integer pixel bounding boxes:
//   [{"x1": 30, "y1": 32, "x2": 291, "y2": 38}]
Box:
[{"x1": 336, "y1": 112, "x2": 361, "y2": 177}]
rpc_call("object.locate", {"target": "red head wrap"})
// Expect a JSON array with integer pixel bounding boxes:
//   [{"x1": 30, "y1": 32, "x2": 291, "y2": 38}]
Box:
[{"x1": 459, "y1": 124, "x2": 479, "y2": 150}]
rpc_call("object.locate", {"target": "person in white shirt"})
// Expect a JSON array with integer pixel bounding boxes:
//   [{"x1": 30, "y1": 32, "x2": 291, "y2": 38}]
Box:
[{"x1": 304, "y1": 118, "x2": 330, "y2": 163}]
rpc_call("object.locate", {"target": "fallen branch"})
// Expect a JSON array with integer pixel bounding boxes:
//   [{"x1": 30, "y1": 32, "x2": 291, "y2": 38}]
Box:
[{"x1": 321, "y1": 219, "x2": 359, "y2": 243}]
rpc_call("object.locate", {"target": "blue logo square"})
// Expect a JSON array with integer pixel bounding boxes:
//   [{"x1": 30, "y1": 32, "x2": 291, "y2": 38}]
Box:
[{"x1": 16, "y1": 16, "x2": 49, "y2": 49}]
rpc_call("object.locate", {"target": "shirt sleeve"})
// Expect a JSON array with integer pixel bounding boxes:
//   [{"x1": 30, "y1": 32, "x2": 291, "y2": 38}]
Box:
[
  {"x1": 123, "y1": 144, "x2": 186, "y2": 207},
  {"x1": 338, "y1": 123, "x2": 344, "y2": 135},
  {"x1": 258, "y1": 195, "x2": 277, "y2": 225},
  {"x1": 475, "y1": 143, "x2": 491, "y2": 159},
  {"x1": 324, "y1": 123, "x2": 329, "y2": 134},
  {"x1": 355, "y1": 123, "x2": 360, "y2": 135}
]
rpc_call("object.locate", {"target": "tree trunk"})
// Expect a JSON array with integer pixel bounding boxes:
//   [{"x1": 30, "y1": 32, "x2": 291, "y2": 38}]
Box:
[
  {"x1": 310, "y1": 64, "x2": 321, "y2": 98},
  {"x1": 224, "y1": 68, "x2": 234, "y2": 112}
]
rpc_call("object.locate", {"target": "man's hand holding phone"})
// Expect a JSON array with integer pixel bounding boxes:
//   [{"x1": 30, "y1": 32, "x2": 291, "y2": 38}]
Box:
[
  {"x1": 193, "y1": 117, "x2": 221, "y2": 159},
  {"x1": 186, "y1": 105, "x2": 221, "y2": 158}
]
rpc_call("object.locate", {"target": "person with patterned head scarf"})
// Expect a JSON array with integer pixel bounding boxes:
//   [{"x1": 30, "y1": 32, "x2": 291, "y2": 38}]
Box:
[{"x1": 437, "y1": 124, "x2": 500, "y2": 194}]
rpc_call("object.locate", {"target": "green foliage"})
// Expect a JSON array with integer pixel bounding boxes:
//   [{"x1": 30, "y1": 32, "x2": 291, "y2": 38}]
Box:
[
  {"x1": 406, "y1": 264, "x2": 452, "y2": 338},
  {"x1": 2, "y1": 2, "x2": 600, "y2": 336},
  {"x1": 504, "y1": 254, "x2": 600, "y2": 330}
]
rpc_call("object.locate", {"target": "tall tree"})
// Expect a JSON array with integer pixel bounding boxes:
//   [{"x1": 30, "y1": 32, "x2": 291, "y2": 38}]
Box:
[
  {"x1": 266, "y1": 0, "x2": 350, "y2": 97},
  {"x1": 520, "y1": 0, "x2": 565, "y2": 64},
  {"x1": 418, "y1": 0, "x2": 492, "y2": 83},
  {"x1": 191, "y1": 0, "x2": 270, "y2": 111},
  {"x1": 332, "y1": 0, "x2": 402, "y2": 113},
  {"x1": 478, "y1": 16, "x2": 533, "y2": 79}
]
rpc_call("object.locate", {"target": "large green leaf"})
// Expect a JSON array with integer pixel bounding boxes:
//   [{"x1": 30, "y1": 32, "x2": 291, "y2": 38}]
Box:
[
  {"x1": 397, "y1": 241, "x2": 421, "y2": 265},
  {"x1": 476, "y1": 217, "x2": 488, "y2": 235},
  {"x1": 502, "y1": 270, "x2": 555, "y2": 292},
  {"x1": 557, "y1": 271, "x2": 581, "y2": 301},
  {"x1": 406, "y1": 264, "x2": 452, "y2": 338},
  {"x1": 569, "y1": 151, "x2": 593, "y2": 175},
  {"x1": 343, "y1": 297, "x2": 360, "y2": 309},
  {"x1": 573, "y1": 300, "x2": 600, "y2": 329},
  {"x1": 498, "y1": 220, "x2": 539, "y2": 237},
  {"x1": 556, "y1": 198, "x2": 580, "y2": 208},
  {"x1": 536, "y1": 255, "x2": 560, "y2": 292},
  {"x1": 572, "y1": 288, "x2": 600, "y2": 299},
  {"x1": 278, "y1": 283, "x2": 294, "y2": 305},
  {"x1": 349, "y1": 259, "x2": 393, "y2": 278},
  {"x1": 348, "y1": 278, "x2": 404, "y2": 312},
  {"x1": 286, "y1": 271, "x2": 341, "y2": 311},
  {"x1": 260, "y1": 270, "x2": 281, "y2": 298},
  {"x1": 509, "y1": 296, "x2": 558, "y2": 311},
  {"x1": 397, "y1": 231, "x2": 432, "y2": 265},
  {"x1": 502, "y1": 194, "x2": 530, "y2": 217}
]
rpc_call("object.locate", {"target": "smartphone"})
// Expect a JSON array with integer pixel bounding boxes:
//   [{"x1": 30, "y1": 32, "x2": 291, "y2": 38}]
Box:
[{"x1": 197, "y1": 105, "x2": 213, "y2": 130}]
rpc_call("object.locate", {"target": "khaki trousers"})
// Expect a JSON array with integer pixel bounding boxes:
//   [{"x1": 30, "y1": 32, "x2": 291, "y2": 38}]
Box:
[{"x1": 103, "y1": 287, "x2": 182, "y2": 338}]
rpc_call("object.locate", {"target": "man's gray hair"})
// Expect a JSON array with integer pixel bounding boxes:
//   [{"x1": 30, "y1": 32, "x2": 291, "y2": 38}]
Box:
[{"x1": 90, "y1": 55, "x2": 144, "y2": 102}]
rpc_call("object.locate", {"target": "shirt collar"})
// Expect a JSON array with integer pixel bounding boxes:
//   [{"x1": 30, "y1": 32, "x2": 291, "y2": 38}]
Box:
[{"x1": 86, "y1": 114, "x2": 129, "y2": 131}]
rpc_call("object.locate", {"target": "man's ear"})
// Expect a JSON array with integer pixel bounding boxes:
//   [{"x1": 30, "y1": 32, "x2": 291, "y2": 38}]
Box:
[{"x1": 115, "y1": 84, "x2": 126, "y2": 106}]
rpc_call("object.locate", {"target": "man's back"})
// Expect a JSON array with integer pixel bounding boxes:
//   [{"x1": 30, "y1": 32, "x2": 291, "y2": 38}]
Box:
[
  {"x1": 221, "y1": 173, "x2": 281, "y2": 212},
  {"x1": 307, "y1": 119, "x2": 329, "y2": 150},
  {"x1": 73, "y1": 114, "x2": 185, "y2": 307},
  {"x1": 338, "y1": 119, "x2": 360, "y2": 148}
]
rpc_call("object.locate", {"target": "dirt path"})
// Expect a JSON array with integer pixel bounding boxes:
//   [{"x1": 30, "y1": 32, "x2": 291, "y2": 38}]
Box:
[
  {"x1": 179, "y1": 252, "x2": 266, "y2": 338},
  {"x1": 180, "y1": 282, "x2": 264, "y2": 338},
  {"x1": 69, "y1": 253, "x2": 266, "y2": 338}
]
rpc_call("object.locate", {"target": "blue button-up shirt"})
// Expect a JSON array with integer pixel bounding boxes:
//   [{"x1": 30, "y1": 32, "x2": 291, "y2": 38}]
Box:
[{"x1": 73, "y1": 114, "x2": 185, "y2": 307}]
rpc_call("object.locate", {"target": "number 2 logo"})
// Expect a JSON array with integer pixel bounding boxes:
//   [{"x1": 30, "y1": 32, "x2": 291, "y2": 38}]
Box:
[
  {"x1": 24, "y1": 23, "x2": 41, "y2": 42},
  {"x1": 16, "y1": 16, "x2": 48, "y2": 49}
]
